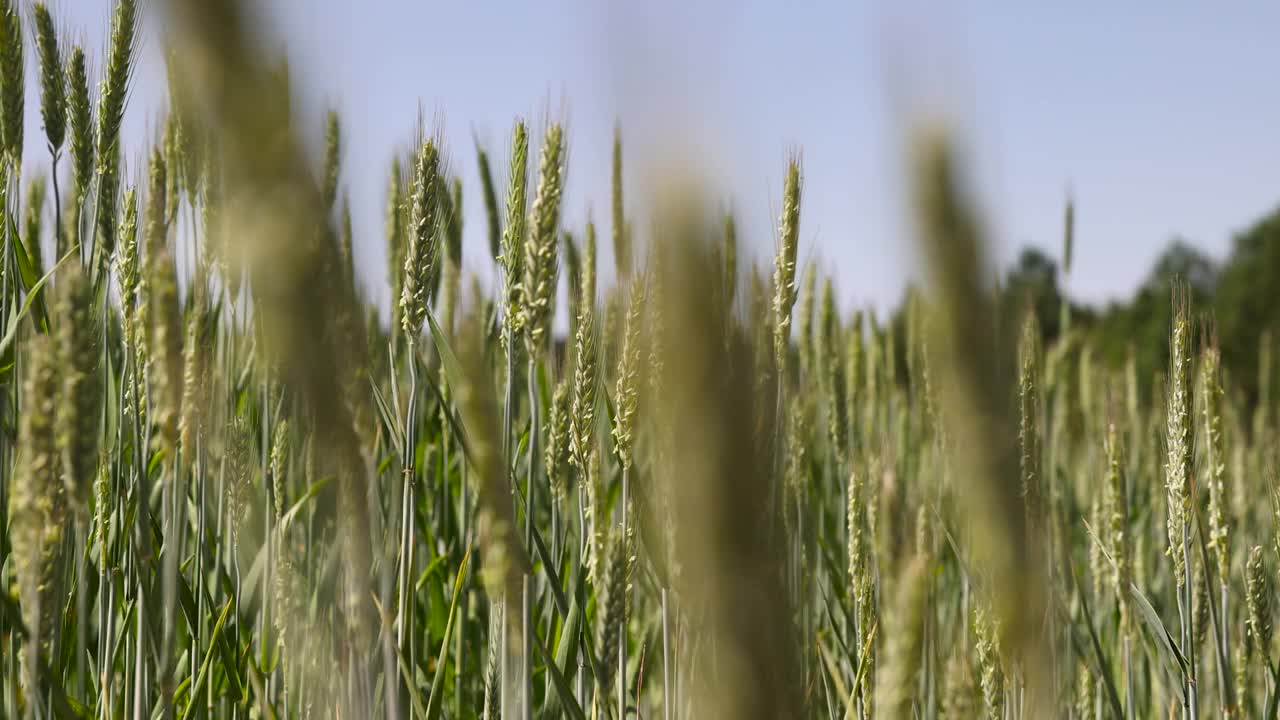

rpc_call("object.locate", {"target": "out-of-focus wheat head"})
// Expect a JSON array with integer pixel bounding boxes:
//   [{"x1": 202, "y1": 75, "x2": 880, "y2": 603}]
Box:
[
  {"x1": 876, "y1": 553, "x2": 929, "y2": 718},
  {"x1": 10, "y1": 333, "x2": 63, "y2": 699},
  {"x1": 22, "y1": 177, "x2": 47, "y2": 270},
  {"x1": 455, "y1": 305, "x2": 528, "y2": 636},
  {"x1": 911, "y1": 127, "x2": 1048, "y2": 709},
  {"x1": 646, "y1": 170, "x2": 799, "y2": 719},
  {"x1": 163, "y1": 0, "x2": 376, "y2": 673},
  {"x1": 55, "y1": 264, "x2": 102, "y2": 516}
]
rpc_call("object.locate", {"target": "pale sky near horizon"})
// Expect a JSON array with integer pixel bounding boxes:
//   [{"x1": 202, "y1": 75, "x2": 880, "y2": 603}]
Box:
[{"x1": 20, "y1": 2, "x2": 1280, "y2": 315}]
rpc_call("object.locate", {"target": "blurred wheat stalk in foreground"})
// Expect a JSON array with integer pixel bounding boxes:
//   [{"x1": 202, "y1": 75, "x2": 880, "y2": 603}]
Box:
[{"x1": 0, "y1": 1, "x2": 1278, "y2": 719}]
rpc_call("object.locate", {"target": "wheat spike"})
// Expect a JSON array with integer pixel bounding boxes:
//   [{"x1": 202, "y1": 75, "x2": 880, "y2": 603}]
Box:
[
  {"x1": 521, "y1": 123, "x2": 565, "y2": 354},
  {"x1": 0, "y1": 0, "x2": 24, "y2": 166},
  {"x1": 501, "y1": 120, "x2": 529, "y2": 340},
  {"x1": 399, "y1": 138, "x2": 441, "y2": 340},
  {"x1": 33, "y1": 3, "x2": 66, "y2": 153},
  {"x1": 772, "y1": 155, "x2": 803, "y2": 370}
]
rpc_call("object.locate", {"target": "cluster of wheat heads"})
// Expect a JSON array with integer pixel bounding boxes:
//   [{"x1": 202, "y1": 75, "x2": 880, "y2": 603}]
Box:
[{"x1": 2, "y1": 0, "x2": 1280, "y2": 718}]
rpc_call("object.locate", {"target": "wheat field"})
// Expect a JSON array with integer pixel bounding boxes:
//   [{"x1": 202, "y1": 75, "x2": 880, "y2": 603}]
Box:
[{"x1": 0, "y1": 1, "x2": 1277, "y2": 719}]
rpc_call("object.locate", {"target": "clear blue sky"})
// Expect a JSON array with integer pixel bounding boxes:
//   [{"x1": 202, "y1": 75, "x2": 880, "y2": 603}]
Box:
[{"x1": 22, "y1": 1, "x2": 1280, "y2": 315}]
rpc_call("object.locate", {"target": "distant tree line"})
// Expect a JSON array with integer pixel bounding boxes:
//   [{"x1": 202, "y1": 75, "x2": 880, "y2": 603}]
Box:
[{"x1": 983, "y1": 203, "x2": 1280, "y2": 416}]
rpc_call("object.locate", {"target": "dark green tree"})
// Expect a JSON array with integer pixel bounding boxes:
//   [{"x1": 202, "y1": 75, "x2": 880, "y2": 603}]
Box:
[
  {"x1": 1215, "y1": 207, "x2": 1280, "y2": 408},
  {"x1": 1085, "y1": 239, "x2": 1215, "y2": 404}
]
